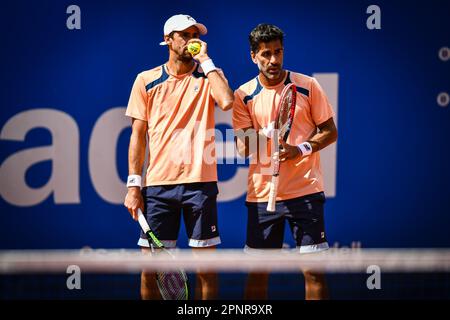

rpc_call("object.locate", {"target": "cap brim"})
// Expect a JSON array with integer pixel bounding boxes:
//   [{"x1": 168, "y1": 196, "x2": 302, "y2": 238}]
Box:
[
  {"x1": 194, "y1": 23, "x2": 207, "y2": 35},
  {"x1": 159, "y1": 22, "x2": 207, "y2": 46}
]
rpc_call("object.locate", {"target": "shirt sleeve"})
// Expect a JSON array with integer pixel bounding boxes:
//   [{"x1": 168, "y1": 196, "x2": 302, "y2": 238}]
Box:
[
  {"x1": 232, "y1": 89, "x2": 253, "y2": 130},
  {"x1": 125, "y1": 74, "x2": 148, "y2": 121},
  {"x1": 310, "y1": 77, "x2": 335, "y2": 126}
]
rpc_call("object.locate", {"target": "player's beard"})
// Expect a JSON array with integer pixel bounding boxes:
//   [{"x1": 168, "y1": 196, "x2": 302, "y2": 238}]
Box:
[
  {"x1": 179, "y1": 53, "x2": 193, "y2": 63},
  {"x1": 179, "y1": 47, "x2": 193, "y2": 62},
  {"x1": 171, "y1": 45, "x2": 193, "y2": 63},
  {"x1": 258, "y1": 61, "x2": 283, "y2": 81}
]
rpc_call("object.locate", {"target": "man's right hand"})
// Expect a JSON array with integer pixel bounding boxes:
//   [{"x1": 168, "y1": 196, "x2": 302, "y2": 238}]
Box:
[{"x1": 124, "y1": 187, "x2": 144, "y2": 221}]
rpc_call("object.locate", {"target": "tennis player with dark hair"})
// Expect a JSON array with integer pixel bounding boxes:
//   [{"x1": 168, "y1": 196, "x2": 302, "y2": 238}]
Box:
[
  {"x1": 124, "y1": 14, "x2": 234, "y2": 300},
  {"x1": 233, "y1": 23, "x2": 338, "y2": 300}
]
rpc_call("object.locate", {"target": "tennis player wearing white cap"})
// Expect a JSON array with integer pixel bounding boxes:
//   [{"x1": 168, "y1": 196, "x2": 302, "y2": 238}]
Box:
[
  {"x1": 158, "y1": 14, "x2": 208, "y2": 45},
  {"x1": 124, "y1": 14, "x2": 234, "y2": 300}
]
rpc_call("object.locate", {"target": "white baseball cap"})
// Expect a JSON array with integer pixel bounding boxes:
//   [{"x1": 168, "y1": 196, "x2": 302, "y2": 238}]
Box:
[{"x1": 159, "y1": 14, "x2": 207, "y2": 46}]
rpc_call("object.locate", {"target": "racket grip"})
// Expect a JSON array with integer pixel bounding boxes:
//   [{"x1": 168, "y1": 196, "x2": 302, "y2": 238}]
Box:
[
  {"x1": 137, "y1": 208, "x2": 150, "y2": 233},
  {"x1": 267, "y1": 176, "x2": 279, "y2": 212}
]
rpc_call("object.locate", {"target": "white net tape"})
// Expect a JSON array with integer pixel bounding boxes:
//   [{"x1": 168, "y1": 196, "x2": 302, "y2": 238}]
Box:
[{"x1": 1, "y1": 248, "x2": 450, "y2": 274}]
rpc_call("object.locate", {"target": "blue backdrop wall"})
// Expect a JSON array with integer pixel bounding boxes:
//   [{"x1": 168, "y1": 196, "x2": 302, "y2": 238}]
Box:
[{"x1": 1, "y1": 0, "x2": 449, "y2": 250}]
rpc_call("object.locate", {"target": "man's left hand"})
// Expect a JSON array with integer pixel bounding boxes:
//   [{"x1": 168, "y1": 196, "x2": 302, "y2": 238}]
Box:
[
  {"x1": 279, "y1": 139, "x2": 301, "y2": 161},
  {"x1": 188, "y1": 39, "x2": 209, "y2": 63}
]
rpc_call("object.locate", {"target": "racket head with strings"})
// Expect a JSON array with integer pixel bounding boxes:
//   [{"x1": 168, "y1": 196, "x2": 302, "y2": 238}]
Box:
[
  {"x1": 275, "y1": 83, "x2": 297, "y2": 142},
  {"x1": 137, "y1": 209, "x2": 189, "y2": 300},
  {"x1": 267, "y1": 83, "x2": 297, "y2": 212}
]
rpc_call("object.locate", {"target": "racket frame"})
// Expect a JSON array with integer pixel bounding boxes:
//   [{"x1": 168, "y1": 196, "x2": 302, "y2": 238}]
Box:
[
  {"x1": 266, "y1": 83, "x2": 297, "y2": 212},
  {"x1": 137, "y1": 208, "x2": 189, "y2": 300}
]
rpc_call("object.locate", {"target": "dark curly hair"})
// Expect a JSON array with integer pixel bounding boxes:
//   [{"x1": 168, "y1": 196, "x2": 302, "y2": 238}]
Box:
[{"x1": 249, "y1": 24, "x2": 285, "y2": 53}]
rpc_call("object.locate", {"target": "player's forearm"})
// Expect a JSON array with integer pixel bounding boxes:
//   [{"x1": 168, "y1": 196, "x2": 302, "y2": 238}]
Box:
[
  {"x1": 128, "y1": 128, "x2": 146, "y2": 175},
  {"x1": 196, "y1": 53, "x2": 234, "y2": 110},
  {"x1": 207, "y1": 70, "x2": 234, "y2": 110},
  {"x1": 307, "y1": 120, "x2": 338, "y2": 153},
  {"x1": 234, "y1": 128, "x2": 264, "y2": 158},
  {"x1": 308, "y1": 131, "x2": 336, "y2": 153},
  {"x1": 235, "y1": 136, "x2": 250, "y2": 158}
]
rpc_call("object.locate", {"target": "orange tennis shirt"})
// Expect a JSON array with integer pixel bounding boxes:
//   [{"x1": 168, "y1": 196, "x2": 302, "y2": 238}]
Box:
[
  {"x1": 126, "y1": 63, "x2": 222, "y2": 186},
  {"x1": 233, "y1": 71, "x2": 335, "y2": 202}
]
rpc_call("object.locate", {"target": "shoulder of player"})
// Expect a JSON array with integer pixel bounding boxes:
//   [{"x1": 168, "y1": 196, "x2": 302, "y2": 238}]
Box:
[
  {"x1": 235, "y1": 77, "x2": 261, "y2": 100},
  {"x1": 287, "y1": 71, "x2": 315, "y2": 97},
  {"x1": 136, "y1": 65, "x2": 169, "y2": 91}
]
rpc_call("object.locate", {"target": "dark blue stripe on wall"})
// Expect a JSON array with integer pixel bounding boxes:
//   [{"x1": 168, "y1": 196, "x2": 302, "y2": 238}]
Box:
[
  {"x1": 243, "y1": 77, "x2": 263, "y2": 105},
  {"x1": 284, "y1": 71, "x2": 309, "y2": 97},
  {"x1": 145, "y1": 66, "x2": 169, "y2": 91}
]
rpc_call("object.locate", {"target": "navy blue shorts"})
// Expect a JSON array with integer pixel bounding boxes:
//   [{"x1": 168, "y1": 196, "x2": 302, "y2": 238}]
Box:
[
  {"x1": 138, "y1": 182, "x2": 221, "y2": 248},
  {"x1": 245, "y1": 192, "x2": 329, "y2": 253}
]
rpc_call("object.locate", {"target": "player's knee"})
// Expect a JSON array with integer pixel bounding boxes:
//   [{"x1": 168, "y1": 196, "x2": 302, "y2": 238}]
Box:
[
  {"x1": 303, "y1": 270, "x2": 326, "y2": 285},
  {"x1": 197, "y1": 271, "x2": 218, "y2": 284},
  {"x1": 247, "y1": 272, "x2": 270, "y2": 284},
  {"x1": 141, "y1": 271, "x2": 157, "y2": 284}
]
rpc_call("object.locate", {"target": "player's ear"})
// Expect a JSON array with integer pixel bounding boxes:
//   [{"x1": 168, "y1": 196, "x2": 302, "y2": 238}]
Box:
[
  {"x1": 164, "y1": 35, "x2": 172, "y2": 46},
  {"x1": 250, "y1": 51, "x2": 257, "y2": 64}
]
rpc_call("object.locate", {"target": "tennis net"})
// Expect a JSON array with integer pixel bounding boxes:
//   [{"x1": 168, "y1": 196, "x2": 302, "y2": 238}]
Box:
[{"x1": 1, "y1": 248, "x2": 450, "y2": 299}]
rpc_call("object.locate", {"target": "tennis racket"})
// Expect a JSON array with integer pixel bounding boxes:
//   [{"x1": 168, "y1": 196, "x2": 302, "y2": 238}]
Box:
[
  {"x1": 137, "y1": 208, "x2": 189, "y2": 300},
  {"x1": 267, "y1": 83, "x2": 297, "y2": 212}
]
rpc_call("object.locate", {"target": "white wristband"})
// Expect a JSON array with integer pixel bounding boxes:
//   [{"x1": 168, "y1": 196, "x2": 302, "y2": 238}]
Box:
[
  {"x1": 200, "y1": 59, "x2": 217, "y2": 76},
  {"x1": 127, "y1": 175, "x2": 142, "y2": 188},
  {"x1": 297, "y1": 142, "x2": 313, "y2": 156}
]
